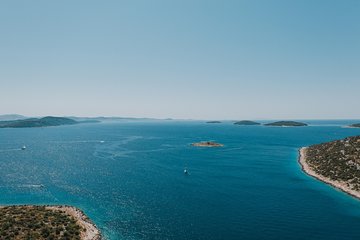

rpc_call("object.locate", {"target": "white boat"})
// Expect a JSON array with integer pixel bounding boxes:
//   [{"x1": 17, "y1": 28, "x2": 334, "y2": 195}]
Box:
[
  {"x1": 184, "y1": 169, "x2": 189, "y2": 175},
  {"x1": 21, "y1": 145, "x2": 26, "y2": 150}
]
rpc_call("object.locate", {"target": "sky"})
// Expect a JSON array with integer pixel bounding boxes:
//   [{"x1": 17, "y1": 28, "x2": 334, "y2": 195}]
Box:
[{"x1": 0, "y1": 0, "x2": 359, "y2": 120}]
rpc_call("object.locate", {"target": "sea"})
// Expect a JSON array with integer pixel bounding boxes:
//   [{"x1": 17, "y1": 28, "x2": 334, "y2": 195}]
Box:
[{"x1": 1, "y1": 120, "x2": 360, "y2": 240}]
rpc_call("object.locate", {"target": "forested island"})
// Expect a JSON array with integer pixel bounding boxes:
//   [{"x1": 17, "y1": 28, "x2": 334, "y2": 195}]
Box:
[
  {"x1": 265, "y1": 121, "x2": 307, "y2": 127},
  {"x1": 0, "y1": 205, "x2": 101, "y2": 240},
  {"x1": 299, "y1": 136, "x2": 360, "y2": 199},
  {"x1": 0, "y1": 117, "x2": 79, "y2": 128},
  {"x1": 234, "y1": 120, "x2": 260, "y2": 125},
  {"x1": 206, "y1": 121, "x2": 221, "y2": 124}
]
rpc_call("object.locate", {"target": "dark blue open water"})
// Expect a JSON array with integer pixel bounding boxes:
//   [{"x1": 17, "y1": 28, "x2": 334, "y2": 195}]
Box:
[{"x1": 1, "y1": 120, "x2": 360, "y2": 240}]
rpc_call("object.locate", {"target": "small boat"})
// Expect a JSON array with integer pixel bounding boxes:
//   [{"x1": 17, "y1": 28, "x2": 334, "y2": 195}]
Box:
[
  {"x1": 100, "y1": 140, "x2": 105, "y2": 143},
  {"x1": 21, "y1": 145, "x2": 26, "y2": 150},
  {"x1": 184, "y1": 169, "x2": 189, "y2": 175}
]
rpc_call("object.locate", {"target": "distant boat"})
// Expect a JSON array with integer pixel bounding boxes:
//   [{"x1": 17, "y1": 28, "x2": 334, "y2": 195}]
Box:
[
  {"x1": 184, "y1": 169, "x2": 189, "y2": 175},
  {"x1": 21, "y1": 145, "x2": 26, "y2": 150},
  {"x1": 100, "y1": 140, "x2": 105, "y2": 143}
]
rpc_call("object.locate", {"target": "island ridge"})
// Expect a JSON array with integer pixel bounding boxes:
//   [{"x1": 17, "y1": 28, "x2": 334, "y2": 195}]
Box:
[
  {"x1": 265, "y1": 121, "x2": 307, "y2": 127},
  {"x1": 0, "y1": 117, "x2": 78, "y2": 128},
  {"x1": 234, "y1": 120, "x2": 260, "y2": 125}
]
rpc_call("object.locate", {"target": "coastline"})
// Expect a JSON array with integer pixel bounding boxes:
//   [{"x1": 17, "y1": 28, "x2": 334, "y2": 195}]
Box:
[
  {"x1": 46, "y1": 205, "x2": 101, "y2": 240},
  {"x1": 0, "y1": 205, "x2": 101, "y2": 240},
  {"x1": 298, "y1": 147, "x2": 360, "y2": 200},
  {"x1": 342, "y1": 126, "x2": 360, "y2": 129}
]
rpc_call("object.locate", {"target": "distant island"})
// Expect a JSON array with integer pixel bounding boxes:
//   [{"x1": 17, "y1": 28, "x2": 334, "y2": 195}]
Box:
[
  {"x1": 0, "y1": 114, "x2": 27, "y2": 121},
  {"x1": 349, "y1": 123, "x2": 360, "y2": 128},
  {"x1": 0, "y1": 114, "x2": 170, "y2": 125},
  {"x1": 69, "y1": 116, "x2": 159, "y2": 122},
  {"x1": 234, "y1": 120, "x2": 260, "y2": 125},
  {"x1": 0, "y1": 205, "x2": 101, "y2": 240},
  {"x1": 0, "y1": 117, "x2": 82, "y2": 128},
  {"x1": 191, "y1": 141, "x2": 224, "y2": 147},
  {"x1": 265, "y1": 121, "x2": 307, "y2": 127},
  {"x1": 206, "y1": 121, "x2": 221, "y2": 124},
  {"x1": 299, "y1": 136, "x2": 360, "y2": 199}
]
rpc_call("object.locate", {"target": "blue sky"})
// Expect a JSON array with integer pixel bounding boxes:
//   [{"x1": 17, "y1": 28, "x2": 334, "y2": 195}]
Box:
[{"x1": 0, "y1": 0, "x2": 359, "y2": 119}]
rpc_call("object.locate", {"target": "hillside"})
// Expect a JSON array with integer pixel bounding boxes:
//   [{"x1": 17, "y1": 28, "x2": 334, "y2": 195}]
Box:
[
  {"x1": 301, "y1": 136, "x2": 360, "y2": 193},
  {"x1": 0, "y1": 117, "x2": 78, "y2": 128},
  {"x1": 0, "y1": 205, "x2": 100, "y2": 240},
  {"x1": 234, "y1": 120, "x2": 260, "y2": 125}
]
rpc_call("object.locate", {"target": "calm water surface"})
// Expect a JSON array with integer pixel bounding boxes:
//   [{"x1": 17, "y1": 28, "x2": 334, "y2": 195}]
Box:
[{"x1": 1, "y1": 120, "x2": 360, "y2": 240}]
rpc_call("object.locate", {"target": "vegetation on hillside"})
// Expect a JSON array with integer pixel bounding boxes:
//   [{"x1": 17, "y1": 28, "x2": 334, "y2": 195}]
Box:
[
  {"x1": 0, "y1": 117, "x2": 78, "y2": 128},
  {"x1": 0, "y1": 206, "x2": 84, "y2": 240},
  {"x1": 306, "y1": 136, "x2": 360, "y2": 191}
]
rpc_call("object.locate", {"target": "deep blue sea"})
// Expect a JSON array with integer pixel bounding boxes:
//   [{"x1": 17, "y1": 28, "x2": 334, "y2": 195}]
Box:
[{"x1": 1, "y1": 120, "x2": 360, "y2": 240}]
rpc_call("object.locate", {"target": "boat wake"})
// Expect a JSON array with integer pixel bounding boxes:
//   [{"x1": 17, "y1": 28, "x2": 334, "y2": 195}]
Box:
[
  {"x1": 18, "y1": 184, "x2": 45, "y2": 189},
  {"x1": 0, "y1": 148, "x2": 22, "y2": 153},
  {"x1": 52, "y1": 140, "x2": 106, "y2": 144}
]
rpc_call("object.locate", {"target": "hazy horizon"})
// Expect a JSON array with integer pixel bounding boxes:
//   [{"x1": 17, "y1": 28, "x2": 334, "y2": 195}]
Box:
[
  {"x1": 1, "y1": 113, "x2": 360, "y2": 122},
  {"x1": 1, "y1": 0, "x2": 359, "y2": 120}
]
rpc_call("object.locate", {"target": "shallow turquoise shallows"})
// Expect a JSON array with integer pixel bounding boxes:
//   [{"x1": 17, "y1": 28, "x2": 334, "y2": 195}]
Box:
[{"x1": 1, "y1": 120, "x2": 360, "y2": 240}]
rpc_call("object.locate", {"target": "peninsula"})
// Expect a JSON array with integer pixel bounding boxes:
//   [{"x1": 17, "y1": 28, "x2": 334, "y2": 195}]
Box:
[
  {"x1": 234, "y1": 120, "x2": 260, "y2": 125},
  {"x1": 299, "y1": 136, "x2": 360, "y2": 199},
  {"x1": 265, "y1": 121, "x2": 307, "y2": 127},
  {"x1": 0, "y1": 205, "x2": 101, "y2": 240},
  {"x1": 191, "y1": 141, "x2": 224, "y2": 147},
  {"x1": 349, "y1": 123, "x2": 360, "y2": 128},
  {"x1": 0, "y1": 116, "x2": 78, "y2": 128}
]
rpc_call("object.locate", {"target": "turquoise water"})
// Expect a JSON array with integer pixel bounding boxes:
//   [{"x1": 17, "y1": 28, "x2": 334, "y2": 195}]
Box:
[{"x1": 1, "y1": 120, "x2": 360, "y2": 240}]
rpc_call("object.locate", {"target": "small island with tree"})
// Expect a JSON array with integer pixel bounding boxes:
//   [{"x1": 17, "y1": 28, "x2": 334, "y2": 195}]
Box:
[
  {"x1": 299, "y1": 136, "x2": 360, "y2": 199},
  {"x1": 265, "y1": 121, "x2": 307, "y2": 127},
  {"x1": 234, "y1": 120, "x2": 260, "y2": 126},
  {"x1": 191, "y1": 141, "x2": 224, "y2": 147}
]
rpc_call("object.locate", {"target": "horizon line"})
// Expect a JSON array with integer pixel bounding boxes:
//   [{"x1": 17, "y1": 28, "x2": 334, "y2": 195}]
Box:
[{"x1": 0, "y1": 114, "x2": 359, "y2": 122}]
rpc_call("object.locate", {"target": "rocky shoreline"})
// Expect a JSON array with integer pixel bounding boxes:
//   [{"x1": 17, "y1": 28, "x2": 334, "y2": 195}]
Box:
[
  {"x1": 46, "y1": 205, "x2": 101, "y2": 240},
  {"x1": 298, "y1": 147, "x2": 360, "y2": 200}
]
